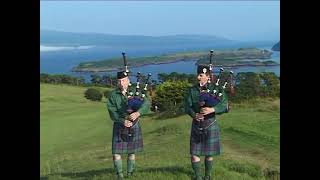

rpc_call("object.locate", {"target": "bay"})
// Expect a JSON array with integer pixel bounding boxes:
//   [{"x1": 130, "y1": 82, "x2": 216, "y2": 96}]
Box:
[{"x1": 40, "y1": 45, "x2": 280, "y2": 82}]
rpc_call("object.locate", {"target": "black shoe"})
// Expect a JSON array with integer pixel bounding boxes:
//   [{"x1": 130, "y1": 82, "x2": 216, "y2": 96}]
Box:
[
  {"x1": 117, "y1": 173, "x2": 124, "y2": 180},
  {"x1": 126, "y1": 172, "x2": 134, "y2": 177},
  {"x1": 192, "y1": 176, "x2": 202, "y2": 180}
]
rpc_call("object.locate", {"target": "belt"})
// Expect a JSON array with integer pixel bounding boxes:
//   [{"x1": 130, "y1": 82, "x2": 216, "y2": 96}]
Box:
[
  {"x1": 203, "y1": 112, "x2": 215, "y2": 120},
  {"x1": 195, "y1": 119, "x2": 217, "y2": 130}
]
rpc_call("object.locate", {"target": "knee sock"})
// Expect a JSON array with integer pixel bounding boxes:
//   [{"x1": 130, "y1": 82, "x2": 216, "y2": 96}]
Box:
[
  {"x1": 127, "y1": 158, "x2": 135, "y2": 173},
  {"x1": 192, "y1": 160, "x2": 201, "y2": 178},
  {"x1": 113, "y1": 159, "x2": 123, "y2": 177},
  {"x1": 205, "y1": 159, "x2": 213, "y2": 177}
]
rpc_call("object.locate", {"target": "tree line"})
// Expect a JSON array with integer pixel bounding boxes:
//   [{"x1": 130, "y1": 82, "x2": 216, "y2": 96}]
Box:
[
  {"x1": 40, "y1": 71, "x2": 280, "y2": 117},
  {"x1": 40, "y1": 73, "x2": 118, "y2": 87},
  {"x1": 151, "y1": 72, "x2": 280, "y2": 118}
]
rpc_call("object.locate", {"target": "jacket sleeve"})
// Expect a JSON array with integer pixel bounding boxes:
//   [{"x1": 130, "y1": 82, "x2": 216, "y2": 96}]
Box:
[
  {"x1": 106, "y1": 93, "x2": 125, "y2": 124},
  {"x1": 214, "y1": 89, "x2": 229, "y2": 115},
  {"x1": 184, "y1": 88, "x2": 196, "y2": 119},
  {"x1": 137, "y1": 96, "x2": 151, "y2": 116}
]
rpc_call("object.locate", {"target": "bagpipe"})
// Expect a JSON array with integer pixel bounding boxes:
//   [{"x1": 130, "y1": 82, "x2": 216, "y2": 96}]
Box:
[
  {"x1": 192, "y1": 50, "x2": 236, "y2": 143},
  {"x1": 122, "y1": 52, "x2": 152, "y2": 115},
  {"x1": 198, "y1": 50, "x2": 235, "y2": 111},
  {"x1": 120, "y1": 52, "x2": 152, "y2": 142}
]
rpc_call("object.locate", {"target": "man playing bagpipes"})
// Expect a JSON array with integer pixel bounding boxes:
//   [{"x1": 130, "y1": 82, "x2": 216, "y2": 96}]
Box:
[
  {"x1": 184, "y1": 50, "x2": 234, "y2": 180},
  {"x1": 106, "y1": 52, "x2": 151, "y2": 179}
]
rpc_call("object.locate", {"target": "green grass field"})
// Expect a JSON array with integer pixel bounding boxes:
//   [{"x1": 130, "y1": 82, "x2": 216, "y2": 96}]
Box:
[{"x1": 40, "y1": 83, "x2": 280, "y2": 180}]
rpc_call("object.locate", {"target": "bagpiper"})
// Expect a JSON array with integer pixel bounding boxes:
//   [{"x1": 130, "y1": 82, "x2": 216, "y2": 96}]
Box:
[
  {"x1": 106, "y1": 52, "x2": 151, "y2": 179},
  {"x1": 184, "y1": 50, "x2": 233, "y2": 180}
]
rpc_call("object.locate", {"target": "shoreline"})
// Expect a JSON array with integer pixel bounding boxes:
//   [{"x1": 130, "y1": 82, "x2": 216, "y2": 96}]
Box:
[
  {"x1": 72, "y1": 48, "x2": 277, "y2": 73},
  {"x1": 72, "y1": 58, "x2": 197, "y2": 72},
  {"x1": 72, "y1": 58, "x2": 279, "y2": 73}
]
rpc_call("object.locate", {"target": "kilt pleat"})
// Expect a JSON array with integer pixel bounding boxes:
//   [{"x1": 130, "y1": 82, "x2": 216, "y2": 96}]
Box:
[
  {"x1": 190, "y1": 117, "x2": 221, "y2": 156},
  {"x1": 112, "y1": 121, "x2": 143, "y2": 154}
]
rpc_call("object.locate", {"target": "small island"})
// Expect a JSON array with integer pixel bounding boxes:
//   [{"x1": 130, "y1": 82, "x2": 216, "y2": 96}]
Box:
[
  {"x1": 72, "y1": 48, "x2": 278, "y2": 72},
  {"x1": 271, "y1": 42, "x2": 280, "y2": 51}
]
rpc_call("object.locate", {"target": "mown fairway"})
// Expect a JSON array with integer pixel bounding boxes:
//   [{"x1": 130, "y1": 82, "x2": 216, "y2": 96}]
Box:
[{"x1": 40, "y1": 84, "x2": 279, "y2": 180}]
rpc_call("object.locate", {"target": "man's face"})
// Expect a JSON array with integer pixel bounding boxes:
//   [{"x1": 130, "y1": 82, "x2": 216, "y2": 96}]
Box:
[
  {"x1": 118, "y1": 77, "x2": 130, "y2": 90},
  {"x1": 197, "y1": 73, "x2": 209, "y2": 86}
]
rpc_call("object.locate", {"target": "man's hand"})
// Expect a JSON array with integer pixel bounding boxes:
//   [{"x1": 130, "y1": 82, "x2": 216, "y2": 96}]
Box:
[
  {"x1": 200, "y1": 107, "x2": 215, "y2": 115},
  {"x1": 128, "y1": 112, "x2": 141, "y2": 121},
  {"x1": 124, "y1": 120, "x2": 133, "y2": 127},
  {"x1": 194, "y1": 113, "x2": 204, "y2": 122}
]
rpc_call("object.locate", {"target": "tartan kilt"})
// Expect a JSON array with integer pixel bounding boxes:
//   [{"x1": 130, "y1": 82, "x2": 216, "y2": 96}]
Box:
[
  {"x1": 190, "y1": 117, "x2": 221, "y2": 156},
  {"x1": 112, "y1": 120, "x2": 143, "y2": 154}
]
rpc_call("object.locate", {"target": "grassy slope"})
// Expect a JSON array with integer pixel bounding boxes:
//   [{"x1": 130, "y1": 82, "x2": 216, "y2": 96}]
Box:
[{"x1": 40, "y1": 84, "x2": 279, "y2": 180}]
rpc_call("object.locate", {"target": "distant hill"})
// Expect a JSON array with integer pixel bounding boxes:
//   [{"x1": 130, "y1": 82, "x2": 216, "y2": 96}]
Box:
[
  {"x1": 40, "y1": 29, "x2": 236, "y2": 47},
  {"x1": 271, "y1": 41, "x2": 280, "y2": 51},
  {"x1": 40, "y1": 29, "x2": 277, "y2": 50}
]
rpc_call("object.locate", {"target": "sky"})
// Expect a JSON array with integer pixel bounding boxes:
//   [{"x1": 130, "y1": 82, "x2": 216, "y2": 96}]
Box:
[{"x1": 40, "y1": 1, "x2": 280, "y2": 41}]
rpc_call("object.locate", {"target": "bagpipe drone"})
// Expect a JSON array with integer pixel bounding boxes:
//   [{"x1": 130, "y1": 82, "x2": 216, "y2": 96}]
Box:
[
  {"x1": 192, "y1": 50, "x2": 236, "y2": 143},
  {"x1": 120, "y1": 52, "x2": 152, "y2": 142},
  {"x1": 198, "y1": 50, "x2": 235, "y2": 112}
]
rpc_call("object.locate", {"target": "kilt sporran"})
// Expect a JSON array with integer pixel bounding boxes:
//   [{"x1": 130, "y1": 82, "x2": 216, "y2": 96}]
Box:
[
  {"x1": 118, "y1": 121, "x2": 138, "y2": 142},
  {"x1": 191, "y1": 118, "x2": 216, "y2": 144},
  {"x1": 119, "y1": 127, "x2": 134, "y2": 142}
]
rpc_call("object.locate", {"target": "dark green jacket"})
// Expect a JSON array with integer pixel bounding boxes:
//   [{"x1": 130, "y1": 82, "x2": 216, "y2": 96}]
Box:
[
  {"x1": 106, "y1": 88, "x2": 150, "y2": 124},
  {"x1": 184, "y1": 83, "x2": 228, "y2": 119}
]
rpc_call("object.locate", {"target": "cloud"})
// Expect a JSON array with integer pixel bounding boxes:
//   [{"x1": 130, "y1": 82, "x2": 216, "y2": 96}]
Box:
[{"x1": 40, "y1": 45, "x2": 94, "y2": 52}]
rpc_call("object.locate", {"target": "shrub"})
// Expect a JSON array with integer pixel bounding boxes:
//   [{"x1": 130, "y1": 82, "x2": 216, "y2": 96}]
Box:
[
  {"x1": 84, "y1": 88, "x2": 103, "y2": 101},
  {"x1": 103, "y1": 89, "x2": 112, "y2": 98},
  {"x1": 153, "y1": 80, "x2": 191, "y2": 114}
]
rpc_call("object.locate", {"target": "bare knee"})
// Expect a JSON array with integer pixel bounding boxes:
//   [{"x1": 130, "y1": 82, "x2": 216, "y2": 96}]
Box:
[
  {"x1": 128, "y1": 153, "x2": 135, "y2": 160},
  {"x1": 191, "y1": 155, "x2": 200, "y2": 162},
  {"x1": 113, "y1": 154, "x2": 121, "y2": 160},
  {"x1": 205, "y1": 156, "x2": 213, "y2": 161}
]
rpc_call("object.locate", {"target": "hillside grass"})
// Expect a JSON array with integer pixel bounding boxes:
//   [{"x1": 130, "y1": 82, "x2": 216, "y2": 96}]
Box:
[{"x1": 40, "y1": 83, "x2": 279, "y2": 180}]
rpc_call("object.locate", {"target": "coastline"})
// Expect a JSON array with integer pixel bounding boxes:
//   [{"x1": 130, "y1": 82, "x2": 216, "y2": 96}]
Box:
[
  {"x1": 72, "y1": 58, "x2": 196, "y2": 72},
  {"x1": 72, "y1": 58, "x2": 279, "y2": 73}
]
